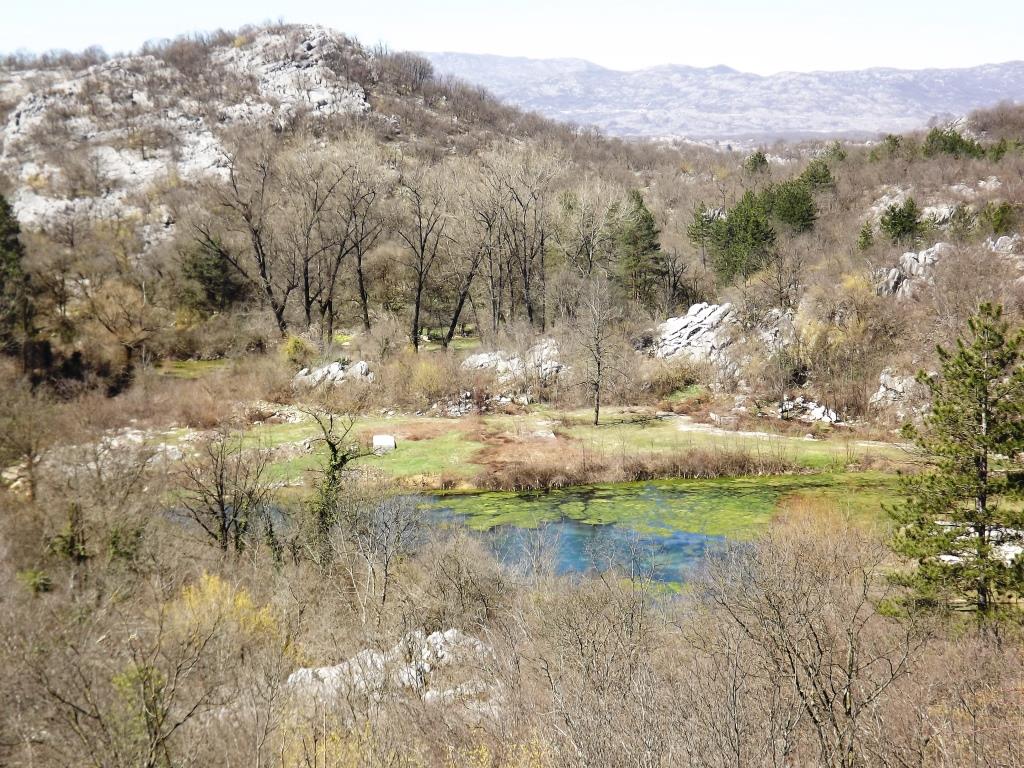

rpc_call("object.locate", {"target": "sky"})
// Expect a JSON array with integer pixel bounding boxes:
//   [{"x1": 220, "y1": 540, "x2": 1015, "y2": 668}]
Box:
[{"x1": 4, "y1": 0, "x2": 1023, "y2": 75}]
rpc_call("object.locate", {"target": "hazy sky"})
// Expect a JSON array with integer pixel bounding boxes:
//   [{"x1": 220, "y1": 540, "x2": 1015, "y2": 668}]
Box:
[{"x1": 4, "y1": 0, "x2": 1023, "y2": 74}]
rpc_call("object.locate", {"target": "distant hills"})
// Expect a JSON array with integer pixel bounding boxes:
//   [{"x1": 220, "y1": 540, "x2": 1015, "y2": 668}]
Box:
[{"x1": 424, "y1": 53, "x2": 1024, "y2": 141}]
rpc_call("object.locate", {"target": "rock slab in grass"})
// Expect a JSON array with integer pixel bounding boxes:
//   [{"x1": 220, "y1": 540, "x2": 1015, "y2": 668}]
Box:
[{"x1": 372, "y1": 434, "x2": 397, "y2": 454}]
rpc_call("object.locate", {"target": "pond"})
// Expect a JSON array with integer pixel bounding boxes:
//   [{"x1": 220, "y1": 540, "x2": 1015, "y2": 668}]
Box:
[{"x1": 420, "y1": 473, "x2": 898, "y2": 581}]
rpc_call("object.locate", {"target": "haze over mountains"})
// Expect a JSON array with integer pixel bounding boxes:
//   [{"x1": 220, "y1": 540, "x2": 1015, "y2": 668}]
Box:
[{"x1": 425, "y1": 53, "x2": 1024, "y2": 141}]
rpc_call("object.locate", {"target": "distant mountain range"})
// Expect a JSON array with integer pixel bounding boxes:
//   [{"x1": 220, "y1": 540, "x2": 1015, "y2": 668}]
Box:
[{"x1": 424, "y1": 53, "x2": 1024, "y2": 141}]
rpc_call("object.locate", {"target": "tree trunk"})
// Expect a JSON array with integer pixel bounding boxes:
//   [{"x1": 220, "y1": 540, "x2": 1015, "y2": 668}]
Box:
[
  {"x1": 357, "y1": 251, "x2": 371, "y2": 331},
  {"x1": 411, "y1": 281, "x2": 423, "y2": 351}
]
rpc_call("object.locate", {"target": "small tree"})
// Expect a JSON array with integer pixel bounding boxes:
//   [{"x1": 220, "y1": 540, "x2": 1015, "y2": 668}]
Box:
[
  {"x1": 857, "y1": 222, "x2": 874, "y2": 251},
  {"x1": 179, "y1": 430, "x2": 273, "y2": 553},
  {"x1": 880, "y1": 198, "x2": 925, "y2": 247},
  {"x1": 890, "y1": 303, "x2": 1024, "y2": 616},
  {"x1": 743, "y1": 149, "x2": 769, "y2": 174},
  {"x1": 765, "y1": 180, "x2": 817, "y2": 233},
  {"x1": 571, "y1": 275, "x2": 623, "y2": 425},
  {"x1": 0, "y1": 194, "x2": 32, "y2": 363},
  {"x1": 709, "y1": 190, "x2": 776, "y2": 284},
  {"x1": 614, "y1": 189, "x2": 664, "y2": 309},
  {"x1": 179, "y1": 243, "x2": 248, "y2": 314},
  {"x1": 799, "y1": 158, "x2": 835, "y2": 191},
  {"x1": 686, "y1": 202, "x2": 718, "y2": 269}
]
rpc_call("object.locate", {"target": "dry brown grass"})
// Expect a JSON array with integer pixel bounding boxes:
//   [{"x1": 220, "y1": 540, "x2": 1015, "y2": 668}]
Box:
[{"x1": 475, "y1": 445, "x2": 798, "y2": 491}]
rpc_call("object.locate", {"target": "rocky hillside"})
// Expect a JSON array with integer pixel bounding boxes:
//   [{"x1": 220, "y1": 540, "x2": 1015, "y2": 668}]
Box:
[
  {"x1": 425, "y1": 52, "x2": 1024, "y2": 140},
  {"x1": 0, "y1": 25, "x2": 373, "y2": 242}
]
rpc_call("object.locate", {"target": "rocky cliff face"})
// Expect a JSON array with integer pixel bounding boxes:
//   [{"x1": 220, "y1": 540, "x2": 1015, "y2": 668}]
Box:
[{"x1": 0, "y1": 26, "x2": 368, "y2": 241}]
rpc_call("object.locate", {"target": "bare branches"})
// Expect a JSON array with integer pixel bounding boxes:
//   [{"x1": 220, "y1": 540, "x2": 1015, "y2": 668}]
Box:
[{"x1": 178, "y1": 429, "x2": 272, "y2": 553}]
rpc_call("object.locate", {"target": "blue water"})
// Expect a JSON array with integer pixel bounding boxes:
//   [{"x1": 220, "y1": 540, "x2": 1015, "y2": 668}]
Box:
[{"x1": 423, "y1": 504, "x2": 725, "y2": 582}]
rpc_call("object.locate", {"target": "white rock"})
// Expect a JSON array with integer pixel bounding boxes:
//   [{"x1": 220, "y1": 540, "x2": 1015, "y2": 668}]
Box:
[
  {"x1": 293, "y1": 359, "x2": 374, "y2": 387},
  {"x1": 986, "y1": 234, "x2": 1023, "y2": 255},
  {"x1": 372, "y1": 434, "x2": 397, "y2": 454},
  {"x1": 652, "y1": 302, "x2": 734, "y2": 362},
  {"x1": 877, "y1": 243, "x2": 953, "y2": 297},
  {"x1": 780, "y1": 396, "x2": 840, "y2": 424},
  {"x1": 461, "y1": 339, "x2": 564, "y2": 386},
  {"x1": 287, "y1": 629, "x2": 493, "y2": 705},
  {"x1": 869, "y1": 367, "x2": 928, "y2": 419},
  {"x1": 0, "y1": 25, "x2": 369, "y2": 245}
]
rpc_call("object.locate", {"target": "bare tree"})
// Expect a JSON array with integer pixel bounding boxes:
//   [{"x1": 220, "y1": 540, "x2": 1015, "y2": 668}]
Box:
[
  {"x1": 178, "y1": 429, "x2": 273, "y2": 553},
  {"x1": 440, "y1": 161, "x2": 502, "y2": 347},
  {"x1": 486, "y1": 145, "x2": 559, "y2": 331},
  {"x1": 394, "y1": 164, "x2": 451, "y2": 351},
  {"x1": 335, "y1": 141, "x2": 392, "y2": 333},
  {"x1": 570, "y1": 275, "x2": 624, "y2": 425},
  {"x1": 194, "y1": 140, "x2": 299, "y2": 336},
  {"x1": 692, "y1": 514, "x2": 927, "y2": 768}
]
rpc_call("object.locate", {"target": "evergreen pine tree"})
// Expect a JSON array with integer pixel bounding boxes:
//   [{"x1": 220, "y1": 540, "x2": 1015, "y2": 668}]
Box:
[
  {"x1": 880, "y1": 197, "x2": 925, "y2": 246},
  {"x1": 857, "y1": 222, "x2": 875, "y2": 251},
  {"x1": 799, "y1": 158, "x2": 835, "y2": 191},
  {"x1": 764, "y1": 179, "x2": 817, "y2": 233},
  {"x1": 0, "y1": 194, "x2": 31, "y2": 358},
  {"x1": 615, "y1": 189, "x2": 664, "y2": 308},
  {"x1": 686, "y1": 202, "x2": 716, "y2": 268},
  {"x1": 890, "y1": 303, "x2": 1024, "y2": 616},
  {"x1": 709, "y1": 189, "x2": 776, "y2": 283}
]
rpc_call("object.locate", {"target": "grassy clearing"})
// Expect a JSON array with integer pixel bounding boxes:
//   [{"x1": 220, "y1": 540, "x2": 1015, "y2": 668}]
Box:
[
  {"x1": 559, "y1": 407, "x2": 903, "y2": 471},
  {"x1": 231, "y1": 405, "x2": 906, "y2": 492},
  {"x1": 155, "y1": 359, "x2": 231, "y2": 379},
  {"x1": 353, "y1": 428, "x2": 486, "y2": 479}
]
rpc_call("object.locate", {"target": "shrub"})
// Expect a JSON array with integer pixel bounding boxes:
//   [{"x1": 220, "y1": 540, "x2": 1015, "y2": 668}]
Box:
[
  {"x1": 799, "y1": 158, "x2": 835, "y2": 191},
  {"x1": 981, "y1": 201, "x2": 1017, "y2": 235},
  {"x1": 880, "y1": 198, "x2": 925, "y2": 246},
  {"x1": 765, "y1": 179, "x2": 817, "y2": 233},
  {"x1": 709, "y1": 190, "x2": 776, "y2": 283},
  {"x1": 281, "y1": 336, "x2": 316, "y2": 368},
  {"x1": 922, "y1": 127, "x2": 985, "y2": 159},
  {"x1": 16, "y1": 568, "x2": 52, "y2": 594},
  {"x1": 743, "y1": 150, "x2": 769, "y2": 174}
]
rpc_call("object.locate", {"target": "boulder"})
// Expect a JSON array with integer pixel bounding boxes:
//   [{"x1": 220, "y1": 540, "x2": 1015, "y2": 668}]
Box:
[
  {"x1": 780, "y1": 396, "x2": 840, "y2": 424},
  {"x1": 877, "y1": 243, "x2": 953, "y2": 297},
  {"x1": 986, "y1": 234, "x2": 1023, "y2": 255},
  {"x1": 287, "y1": 629, "x2": 493, "y2": 705},
  {"x1": 652, "y1": 302, "x2": 734, "y2": 362},
  {"x1": 461, "y1": 339, "x2": 564, "y2": 385},
  {"x1": 293, "y1": 359, "x2": 374, "y2": 387},
  {"x1": 372, "y1": 434, "x2": 397, "y2": 454},
  {"x1": 869, "y1": 368, "x2": 928, "y2": 419}
]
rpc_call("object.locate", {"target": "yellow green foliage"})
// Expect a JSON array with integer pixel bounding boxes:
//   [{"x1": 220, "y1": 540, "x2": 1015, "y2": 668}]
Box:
[
  {"x1": 173, "y1": 572, "x2": 279, "y2": 640},
  {"x1": 282, "y1": 335, "x2": 317, "y2": 367}
]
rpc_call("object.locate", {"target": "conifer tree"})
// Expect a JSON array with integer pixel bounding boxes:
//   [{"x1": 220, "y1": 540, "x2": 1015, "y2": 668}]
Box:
[
  {"x1": 686, "y1": 201, "x2": 716, "y2": 268},
  {"x1": 890, "y1": 303, "x2": 1024, "y2": 616},
  {"x1": 709, "y1": 189, "x2": 776, "y2": 283},
  {"x1": 0, "y1": 194, "x2": 32, "y2": 360},
  {"x1": 880, "y1": 197, "x2": 925, "y2": 246},
  {"x1": 857, "y1": 222, "x2": 875, "y2": 251},
  {"x1": 615, "y1": 189, "x2": 664, "y2": 308}
]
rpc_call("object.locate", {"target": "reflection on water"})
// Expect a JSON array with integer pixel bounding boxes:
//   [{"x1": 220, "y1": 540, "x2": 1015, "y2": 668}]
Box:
[{"x1": 423, "y1": 489, "x2": 727, "y2": 582}]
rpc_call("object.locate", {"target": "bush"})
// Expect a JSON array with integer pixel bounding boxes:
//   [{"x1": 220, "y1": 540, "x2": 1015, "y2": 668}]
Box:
[
  {"x1": 281, "y1": 336, "x2": 316, "y2": 368},
  {"x1": 799, "y1": 158, "x2": 835, "y2": 191},
  {"x1": 981, "y1": 201, "x2": 1017, "y2": 235},
  {"x1": 922, "y1": 127, "x2": 985, "y2": 159},
  {"x1": 16, "y1": 568, "x2": 52, "y2": 594},
  {"x1": 880, "y1": 198, "x2": 925, "y2": 246},
  {"x1": 765, "y1": 179, "x2": 817, "y2": 233},
  {"x1": 710, "y1": 190, "x2": 776, "y2": 283}
]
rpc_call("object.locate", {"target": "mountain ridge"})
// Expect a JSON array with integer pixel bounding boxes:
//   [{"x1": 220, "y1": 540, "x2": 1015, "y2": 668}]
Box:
[{"x1": 424, "y1": 52, "x2": 1024, "y2": 140}]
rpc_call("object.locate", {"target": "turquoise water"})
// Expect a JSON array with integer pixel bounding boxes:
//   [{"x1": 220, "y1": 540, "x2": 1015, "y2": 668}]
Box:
[{"x1": 421, "y1": 482, "x2": 736, "y2": 581}]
